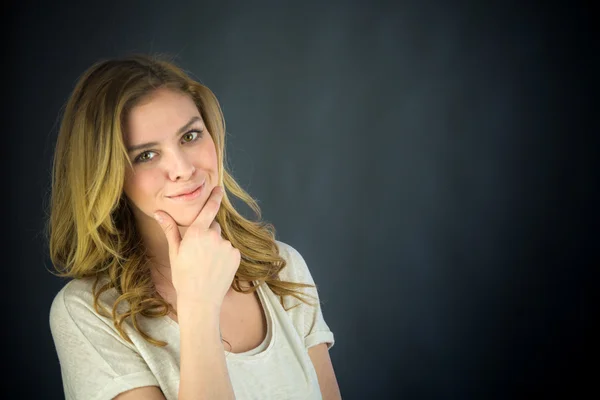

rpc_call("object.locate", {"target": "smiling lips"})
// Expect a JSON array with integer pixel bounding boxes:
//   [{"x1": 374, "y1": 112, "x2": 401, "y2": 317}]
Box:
[{"x1": 167, "y1": 181, "x2": 205, "y2": 201}]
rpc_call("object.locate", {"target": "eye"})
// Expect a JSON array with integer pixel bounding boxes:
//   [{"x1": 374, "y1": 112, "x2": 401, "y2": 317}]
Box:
[
  {"x1": 135, "y1": 151, "x2": 156, "y2": 163},
  {"x1": 182, "y1": 129, "x2": 201, "y2": 143}
]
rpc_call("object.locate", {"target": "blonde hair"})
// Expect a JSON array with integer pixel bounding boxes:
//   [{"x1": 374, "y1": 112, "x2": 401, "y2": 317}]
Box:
[{"x1": 47, "y1": 54, "x2": 315, "y2": 347}]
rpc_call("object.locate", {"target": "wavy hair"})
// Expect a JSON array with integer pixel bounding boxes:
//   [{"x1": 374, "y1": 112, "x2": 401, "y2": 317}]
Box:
[{"x1": 47, "y1": 54, "x2": 316, "y2": 347}]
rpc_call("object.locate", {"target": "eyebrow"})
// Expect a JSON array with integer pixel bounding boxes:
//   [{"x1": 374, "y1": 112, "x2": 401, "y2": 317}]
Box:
[{"x1": 126, "y1": 116, "x2": 202, "y2": 153}]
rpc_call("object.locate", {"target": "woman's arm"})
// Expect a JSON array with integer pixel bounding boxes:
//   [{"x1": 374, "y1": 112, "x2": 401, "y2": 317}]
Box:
[
  {"x1": 309, "y1": 343, "x2": 342, "y2": 400},
  {"x1": 113, "y1": 387, "x2": 166, "y2": 399},
  {"x1": 112, "y1": 305, "x2": 234, "y2": 400},
  {"x1": 177, "y1": 303, "x2": 235, "y2": 400}
]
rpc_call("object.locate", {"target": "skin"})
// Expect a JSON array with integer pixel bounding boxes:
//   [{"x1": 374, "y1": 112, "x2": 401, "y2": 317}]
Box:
[{"x1": 117, "y1": 87, "x2": 341, "y2": 399}]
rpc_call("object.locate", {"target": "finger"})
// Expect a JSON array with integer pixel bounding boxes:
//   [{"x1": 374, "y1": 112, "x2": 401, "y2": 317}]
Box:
[
  {"x1": 190, "y1": 185, "x2": 224, "y2": 231},
  {"x1": 154, "y1": 210, "x2": 181, "y2": 259},
  {"x1": 209, "y1": 220, "x2": 221, "y2": 237}
]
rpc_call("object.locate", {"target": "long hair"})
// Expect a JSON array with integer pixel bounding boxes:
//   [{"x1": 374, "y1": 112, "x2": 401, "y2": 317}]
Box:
[{"x1": 47, "y1": 54, "x2": 316, "y2": 347}]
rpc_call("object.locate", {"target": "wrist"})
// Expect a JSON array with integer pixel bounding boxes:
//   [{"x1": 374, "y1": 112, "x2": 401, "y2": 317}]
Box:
[{"x1": 177, "y1": 301, "x2": 221, "y2": 322}]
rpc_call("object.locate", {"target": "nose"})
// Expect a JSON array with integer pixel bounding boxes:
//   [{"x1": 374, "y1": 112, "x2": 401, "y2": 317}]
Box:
[{"x1": 166, "y1": 150, "x2": 196, "y2": 181}]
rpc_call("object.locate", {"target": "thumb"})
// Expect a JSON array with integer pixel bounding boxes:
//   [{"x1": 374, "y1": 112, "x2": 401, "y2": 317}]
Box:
[{"x1": 153, "y1": 211, "x2": 181, "y2": 258}]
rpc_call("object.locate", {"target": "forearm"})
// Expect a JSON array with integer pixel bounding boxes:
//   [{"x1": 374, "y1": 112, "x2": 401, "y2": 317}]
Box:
[{"x1": 177, "y1": 304, "x2": 235, "y2": 400}]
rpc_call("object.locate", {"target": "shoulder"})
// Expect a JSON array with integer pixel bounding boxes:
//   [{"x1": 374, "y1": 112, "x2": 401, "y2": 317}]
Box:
[
  {"x1": 272, "y1": 241, "x2": 335, "y2": 349},
  {"x1": 274, "y1": 240, "x2": 300, "y2": 264},
  {"x1": 274, "y1": 240, "x2": 316, "y2": 285},
  {"x1": 49, "y1": 275, "x2": 121, "y2": 335},
  {"x1": 50, "y1": 275, "x2": 118, "y2": 313},
  {"x1": 48, "y1": 278, "x2": 160, "y2": 398}
]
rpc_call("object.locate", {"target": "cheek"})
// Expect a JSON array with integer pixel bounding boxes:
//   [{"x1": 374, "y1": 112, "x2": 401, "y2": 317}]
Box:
[
  {"x1": 202, "y1": 138, "x2": 219, "y2": 169},
  {"x1": 123, "y1": 169, "x2": 161, "y2": 203}
]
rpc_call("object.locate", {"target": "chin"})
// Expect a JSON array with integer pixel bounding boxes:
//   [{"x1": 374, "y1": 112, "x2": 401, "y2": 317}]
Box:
[{"x1": 171, "y1": 210, "x2": 201, "y2": 227}]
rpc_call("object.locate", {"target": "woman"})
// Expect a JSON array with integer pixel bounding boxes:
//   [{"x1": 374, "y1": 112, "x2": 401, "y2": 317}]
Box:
[{"x1": 47, "y1": 54, "x2": 341, "y2": 400}]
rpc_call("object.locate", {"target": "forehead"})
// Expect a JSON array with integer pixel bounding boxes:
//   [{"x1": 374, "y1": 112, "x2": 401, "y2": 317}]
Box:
[{"x1": 124, "y1": 88, "x2": 201, "y2": 144}]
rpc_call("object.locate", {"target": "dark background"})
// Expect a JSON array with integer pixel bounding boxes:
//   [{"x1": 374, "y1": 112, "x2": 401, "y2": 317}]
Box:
[{"x1": 4, "y1": 0, "x2": 595, "y2": 398}]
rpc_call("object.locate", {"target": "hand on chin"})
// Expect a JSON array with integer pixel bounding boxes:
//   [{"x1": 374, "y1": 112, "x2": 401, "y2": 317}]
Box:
[{"x1": 170, "y1": 210, "x2": 202, "y2": 229}]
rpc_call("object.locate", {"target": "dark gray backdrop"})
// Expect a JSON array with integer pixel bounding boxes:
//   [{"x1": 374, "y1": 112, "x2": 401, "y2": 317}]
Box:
[{"x1": 5, "y1": 0, "x2": 595, "y2": 399}]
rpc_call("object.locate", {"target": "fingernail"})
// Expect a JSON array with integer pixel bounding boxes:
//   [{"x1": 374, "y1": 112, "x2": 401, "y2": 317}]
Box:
[{"x1": 153, "y1": 213, "x2": 163, "y2": 224}]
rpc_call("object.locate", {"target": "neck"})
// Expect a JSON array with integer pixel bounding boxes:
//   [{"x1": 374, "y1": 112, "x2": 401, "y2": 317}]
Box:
[{"x1": 133, "y1": 210, "x2": 189, "y2": 287}]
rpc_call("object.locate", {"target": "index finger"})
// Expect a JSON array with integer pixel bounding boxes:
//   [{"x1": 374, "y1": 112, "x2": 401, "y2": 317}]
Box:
[{"x1": 190, "y1": 185, "x2": 224, "y2": 231}]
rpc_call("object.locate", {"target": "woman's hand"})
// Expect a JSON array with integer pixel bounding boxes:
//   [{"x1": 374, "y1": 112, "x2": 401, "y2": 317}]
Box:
[{"x1": 154, "y1": 186, "x2": 240, "y2": 312}]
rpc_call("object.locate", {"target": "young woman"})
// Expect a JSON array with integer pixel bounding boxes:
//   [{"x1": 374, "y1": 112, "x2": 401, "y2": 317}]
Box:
[{"x1": 47, "y1": 54, "x2": 341, "y2": 400}]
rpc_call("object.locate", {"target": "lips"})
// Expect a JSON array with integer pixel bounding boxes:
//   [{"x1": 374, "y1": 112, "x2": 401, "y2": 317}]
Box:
[{"x1": 167, "y1": 180, "x2": 205, "y2": 198}]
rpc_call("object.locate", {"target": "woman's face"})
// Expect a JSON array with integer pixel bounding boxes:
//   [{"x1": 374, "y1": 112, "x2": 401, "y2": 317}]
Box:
[{"x1": 123, "y1": 87, "x2": 219, "y2": 228}]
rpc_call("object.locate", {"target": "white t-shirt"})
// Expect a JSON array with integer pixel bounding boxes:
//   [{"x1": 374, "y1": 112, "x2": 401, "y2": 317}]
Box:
[{"x1": 49, "y1": 240, "x2": 335, "y2": 400}]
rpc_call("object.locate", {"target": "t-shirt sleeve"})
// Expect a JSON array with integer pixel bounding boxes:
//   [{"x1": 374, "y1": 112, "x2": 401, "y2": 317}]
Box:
[
  {"x1": 277, "y1": 241, "x2": 335, "y2": 350},
  {"x1": 49, "y1": 281, "x2": 159, "y2": 400}
]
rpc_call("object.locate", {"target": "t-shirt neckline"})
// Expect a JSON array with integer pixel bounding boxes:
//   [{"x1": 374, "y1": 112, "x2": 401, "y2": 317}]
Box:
[{"x1": 163, "y1": 280, "x2": 275, "y2": 359}]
